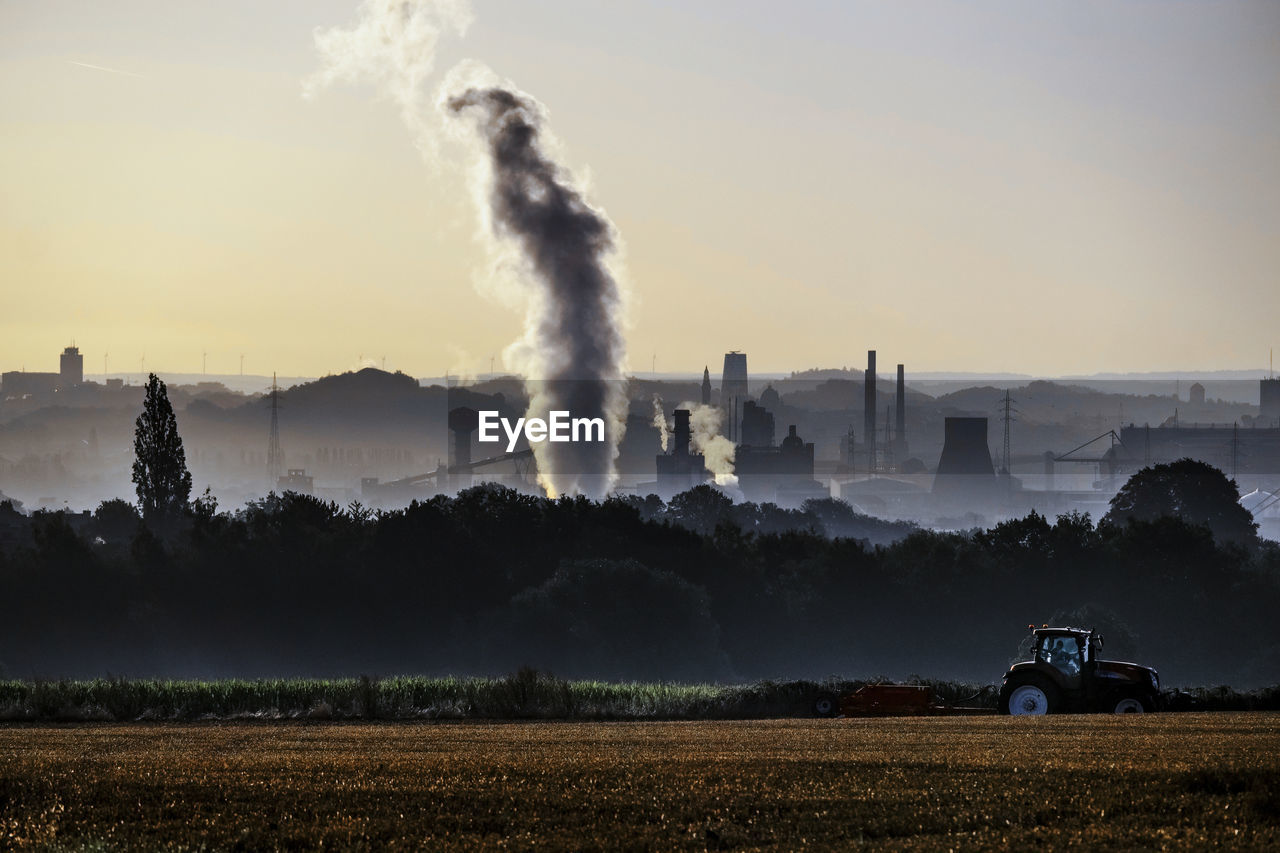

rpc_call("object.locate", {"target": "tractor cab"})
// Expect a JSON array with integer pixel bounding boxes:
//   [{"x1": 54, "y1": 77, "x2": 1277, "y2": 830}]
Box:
[
  {"x1": 1033, "y1": 628, "x2": 1092, "y2": 681},
  {"x1": 1000, "y1": 625, "x2": 1159, "y2": 715}
]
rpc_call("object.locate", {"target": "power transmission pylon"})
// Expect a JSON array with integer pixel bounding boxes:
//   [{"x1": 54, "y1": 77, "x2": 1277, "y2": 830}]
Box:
[
  {"x1": 267, "y1": 372, "x2": 284, "y2": 486},
  {"x1": 999, "y1": 390, "x2": 1018, "y2": 475}
]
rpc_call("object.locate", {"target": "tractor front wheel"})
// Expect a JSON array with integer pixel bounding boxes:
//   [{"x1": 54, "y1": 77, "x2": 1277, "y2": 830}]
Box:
[{"x1": 1111, "y1": 692, "x2": 1153, "y2": 714}]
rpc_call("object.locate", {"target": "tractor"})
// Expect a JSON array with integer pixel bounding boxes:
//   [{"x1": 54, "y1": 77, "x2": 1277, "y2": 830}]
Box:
[
  {"x1": 999, "y1": 625, "x2": 1160, "y2": 715},
  {"x1": 809, "y1": 624, "x2": 1160, "y2": 717}
]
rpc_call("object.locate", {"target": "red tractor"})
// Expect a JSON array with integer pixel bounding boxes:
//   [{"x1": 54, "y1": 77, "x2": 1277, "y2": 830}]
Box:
[
  {"x1": 810, "y1": 625, "x2": 1160, "y2": 717},
  {"x1": 999, "y1": 625, "x2": 1160, "y2": 715}
]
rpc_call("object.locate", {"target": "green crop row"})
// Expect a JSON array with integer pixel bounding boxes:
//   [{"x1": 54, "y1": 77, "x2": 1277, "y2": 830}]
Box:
[{"x1": 0, "y1": 672, "x2": 1276, "y2": 722}]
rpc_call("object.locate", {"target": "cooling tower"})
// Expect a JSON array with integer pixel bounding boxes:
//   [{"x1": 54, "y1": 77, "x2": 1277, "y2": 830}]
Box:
[{"x1": 933, "y1": 417, "x2": 995, "y2": 498}]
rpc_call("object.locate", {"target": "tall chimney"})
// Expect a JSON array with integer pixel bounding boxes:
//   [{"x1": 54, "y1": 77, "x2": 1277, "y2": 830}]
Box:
[
  {"x1": 673, "y1": 409, "x2": 691, "y2": 458},
  {"x1": 447, "y1": 406, "x2": 479, "y2": 490},
  {"x1": 864, "y1": 350, "x2": 877, "y2": 472},
  {"x1": 448, "y1": 407, "x2": 478, "y2": 468},
  {"x1": 896, "y1": 363, "x2": 906, "y2": 457}
]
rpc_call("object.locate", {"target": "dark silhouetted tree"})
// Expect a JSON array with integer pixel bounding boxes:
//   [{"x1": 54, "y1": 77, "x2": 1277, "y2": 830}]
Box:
[
  {"x1": 1049, "y1": 603, "x2": 1140, "y2": 662},
  {"x1": 92, "y1": 498, "x2": 141, "y2": 545},
  {"x1": 132, "y1": 373, "x2": 192, "y2": 524},
  {"x1": 1104, "y1": 459, "x2": 1257, "y2": 546},
  {"x1": 667, "y1": 484, "x2": 733, "y2": 535}
]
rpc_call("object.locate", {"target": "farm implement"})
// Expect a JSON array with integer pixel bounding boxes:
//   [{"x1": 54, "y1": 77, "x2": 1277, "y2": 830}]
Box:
[{"x1": 811, "y1": 683, "x2": 996, "y2": 718}]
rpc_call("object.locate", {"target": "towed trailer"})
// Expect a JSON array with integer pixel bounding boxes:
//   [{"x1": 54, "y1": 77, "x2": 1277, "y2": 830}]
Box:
[{"x1": 812, "y1": 684, "x2": 996, "y2": 718}]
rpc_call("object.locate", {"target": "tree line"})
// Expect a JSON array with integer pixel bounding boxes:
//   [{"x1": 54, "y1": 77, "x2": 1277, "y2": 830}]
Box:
[{"x1": 0, "y1": 375, "x2": 1275, "y2": 686}]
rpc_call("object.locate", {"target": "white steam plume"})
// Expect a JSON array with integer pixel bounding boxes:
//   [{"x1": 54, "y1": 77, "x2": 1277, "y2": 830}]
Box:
[
  {"x1": 652, "y1": 394, "x2": 669, "y2": 453},
  {"x1": 678, "y1": 401, "x2": 736, "y2": 483},
  {"x1": 303, "y1": 0, "x2": 472, "y2": 163}
]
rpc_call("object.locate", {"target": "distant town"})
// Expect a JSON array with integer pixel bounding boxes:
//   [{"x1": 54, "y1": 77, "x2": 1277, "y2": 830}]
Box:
[{"x1": 1, "y1": 344, "x2": 1277, "y2": 539}]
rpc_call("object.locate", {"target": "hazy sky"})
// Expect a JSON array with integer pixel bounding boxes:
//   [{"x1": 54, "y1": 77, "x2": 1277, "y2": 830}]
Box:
[{"x1": 2, "y1": 1, "x2": 1278, "y2": 378}]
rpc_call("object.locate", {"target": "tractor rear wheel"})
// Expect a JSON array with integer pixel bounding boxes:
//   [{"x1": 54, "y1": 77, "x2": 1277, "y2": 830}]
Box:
[
  {"x1": 1000, "y1": 677, "x2": 1060, "y2": 716},
  {"x1": 812, "y1": 692, "x2": 840, "y2": 718}
]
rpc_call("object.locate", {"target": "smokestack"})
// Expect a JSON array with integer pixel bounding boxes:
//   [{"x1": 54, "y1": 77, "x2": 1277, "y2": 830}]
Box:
[
  {"x1": 673, "y1": 409, "x2": 692, "y2": 458},
  {"x1": 448, "y1": 406, "x2": 479, "y2": 490},
  {"x1": 448, "y1": 407, "x2": 478, "y2": 468},
  {"x1": 896, "y1": 363, "x2": 906, "y2": 456},
  {"x1": 864, "y1": 350, "x2": 876, "y2": 472}
]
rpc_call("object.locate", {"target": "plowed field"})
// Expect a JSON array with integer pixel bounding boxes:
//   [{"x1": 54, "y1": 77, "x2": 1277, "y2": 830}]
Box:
[{"x1": 3, "y1": 714, "x2": 1278, "y2": 850}]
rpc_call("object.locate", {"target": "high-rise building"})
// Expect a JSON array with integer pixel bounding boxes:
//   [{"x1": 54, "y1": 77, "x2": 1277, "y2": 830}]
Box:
[
  {"x1": 701, "y1": 366, "x2": 712, "y2": 406},
  {"x1": 721, "y1": 351, "x2": 748, "y2": 440},
  {"x1": 59, "y1": 346, "x2": 83, "y2": 387},
  {"x1": 721, "y1": 352, "x2": 748, "y2": 401}
]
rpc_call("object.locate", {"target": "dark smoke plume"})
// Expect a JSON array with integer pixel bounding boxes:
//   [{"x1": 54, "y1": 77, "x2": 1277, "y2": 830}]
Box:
[
  {"x1": 307, "y1": 2, "x2": 630, "y2": 497},
  {"x1": 447, "y1": 87, "x2": 628, "y2": 497}
]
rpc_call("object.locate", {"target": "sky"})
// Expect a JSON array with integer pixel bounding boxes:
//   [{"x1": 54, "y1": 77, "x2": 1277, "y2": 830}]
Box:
[{"x1": 1, "y1": 0, "x2": 1278, "y2": 379}]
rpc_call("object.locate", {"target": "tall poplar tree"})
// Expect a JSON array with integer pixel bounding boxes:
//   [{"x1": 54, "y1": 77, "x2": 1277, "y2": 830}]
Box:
[{"x1": 132, "y1": 373, "x2": 192, "y2": 524}]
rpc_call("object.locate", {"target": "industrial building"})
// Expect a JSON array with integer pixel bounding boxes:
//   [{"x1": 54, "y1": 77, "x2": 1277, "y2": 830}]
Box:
[
  {"x1": 1116, "y1": 424, "x2": 1280, "y2": 478},
  {"x1": 739, "y1": 400, "x2": 775, "y2": 448},
  {"x1": 1095, "y1": 380, "x2": 1280, "y2": 478},
  {"x1": 735, "y1": 424, "x2": 819, "y2": 503},
  {"x1": 654, "y1": 409, "x2": 710, "y2": 497},
  {"x1": 277, "y1": 469, "x2": 315, "y2": 495}
]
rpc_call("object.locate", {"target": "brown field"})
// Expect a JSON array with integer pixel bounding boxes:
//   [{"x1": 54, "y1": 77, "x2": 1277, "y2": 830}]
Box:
[{"x1": 2, "y1": 714, "x2": 1278, "y2": 851}]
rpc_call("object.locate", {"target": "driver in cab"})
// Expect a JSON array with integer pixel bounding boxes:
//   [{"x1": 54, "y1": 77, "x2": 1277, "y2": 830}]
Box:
[{"x1": 1047, "y1": 637, "x2": 1082, "y2": 676}]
